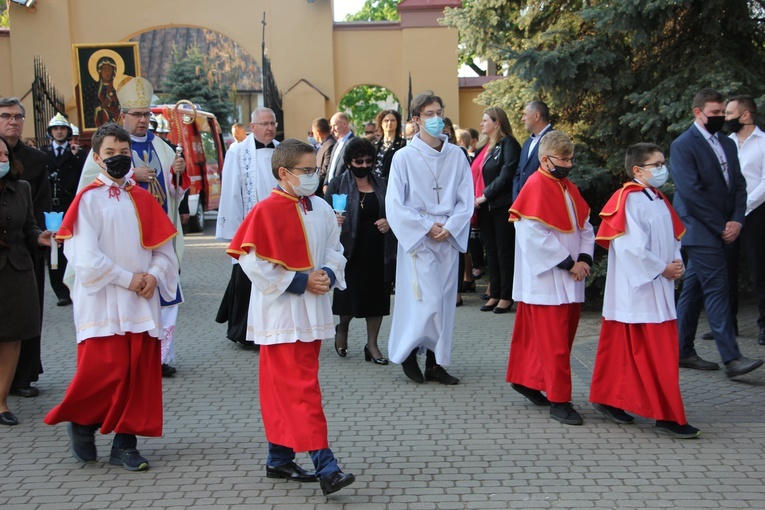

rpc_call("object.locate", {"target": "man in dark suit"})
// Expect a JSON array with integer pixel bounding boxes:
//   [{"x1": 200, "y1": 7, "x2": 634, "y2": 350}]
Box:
[
  {"x1": 323, "y1": 112, "x2": 354, "y2": 192},
  {"x1": 43, "y1": 113, "x2": 85, "y2": 306},
  {"x1": 670, "y1": 88, "x2": 763, "y2": 379},
  {"x1": 513, "y1": 101, "x2": 553, "y2": 201},
  {"x1": 0, "y1": 97, "x2": 52, "y2": 397},
  {"x1": 312, "y1": 117, "x2": 335, "y2": 199}
]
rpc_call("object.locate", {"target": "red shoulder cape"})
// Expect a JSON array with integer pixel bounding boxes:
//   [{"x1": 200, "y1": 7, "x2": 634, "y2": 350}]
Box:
[
  {"x1": 226, "y1": 189, "x2": 314, "y2": 271},
  {"x1": 56, "y1": 179, "x2": 178, "y2": 249},
  {"x1": 509, "y1": 169, "x2": 590, "y2": 232},
  {"x1": 596, "y1": 182, "x2": 685, "y2": 249}
]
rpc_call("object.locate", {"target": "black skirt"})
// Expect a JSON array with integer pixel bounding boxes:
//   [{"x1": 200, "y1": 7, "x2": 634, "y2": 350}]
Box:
[{"x1": 0, "y1": 262, "x2": 41, "y2": 342}]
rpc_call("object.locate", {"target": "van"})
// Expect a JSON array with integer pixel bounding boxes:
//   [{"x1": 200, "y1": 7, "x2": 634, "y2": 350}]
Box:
[{"x1": 151, "y1": 105, "x2": 226, "y2": 232}]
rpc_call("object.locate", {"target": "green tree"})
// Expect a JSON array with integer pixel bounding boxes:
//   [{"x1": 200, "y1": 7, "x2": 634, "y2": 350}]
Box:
[
  {"x1": 1, "y1": 1, "x2": 9, "y2": 28},
  {"x1": 443, "y1": 0, "x2": 765, "y2": 302},
  {"x1": 339, "y1": 85, "x2": 398, "y2": 129},
  {"x1": 163, "y1": 45, "x2": 234, "y2": 131},
  {"x1": 345, "y1": 0, "x2": 400, "y2": 21}
]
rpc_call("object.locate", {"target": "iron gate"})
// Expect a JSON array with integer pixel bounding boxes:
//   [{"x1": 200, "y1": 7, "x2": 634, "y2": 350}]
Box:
[{"x1": 31, "y1": 55, "x2": 65, "y2": 147}]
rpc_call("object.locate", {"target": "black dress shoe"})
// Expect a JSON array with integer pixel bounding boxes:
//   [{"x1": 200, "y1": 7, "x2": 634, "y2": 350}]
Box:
[
  {"x1": 266, "y1": 461, "x2": 318, "y2": 482},
  {"x1": 480, "y1": 303, "x2": 497, "y2": 312},
  {"x1": 701, "y1": 331, "x2": 714, "y2": 340},
  {"x1": 10, "y1": 386, "x2": 40, "y2": 398},
  {"x1": 364, "y1": 345, "x2": 389, "y2": 365},
  {"x1": 679, "y1": 354, "x2": 719, "y2": 371},
  {"x1": 402, "y1": 350, "x2": 424, "y2": 383},
  {"x1": 725, "y1": 356, "x2": 764, "y2": 379},
  {"x1": 510, "y1": 383, "x2": 550, "y2": 406},
  {"x1": 550, "y1": 402, "x2": 583, "y2": 425},
  {"x1": 57, "y1": 297, "x2": 73, "y2": 307},
  {"x1": 758, "y1": 328, "x2": 765, "y2": 346},
  {"x1": 425, "y1": 365, "x2": 460, "y2": 385},
  {"x1": 592, "y1": 403, "x2": 635, "y2": 424},
  {"x1": 493, "y1": 305, "x2": 511, "y2": 314},
  {"x1": 480, "y1": 293, "x2": 490, "y2": 301},
  {"x1": 0, "y1": 411, "x2": 19, "y2": 426},
  {"x1": 320, "y1": 471, "x2": 356, "y2": 495},
  {"x1": 161, "y1": 364, "x2": 177, "y2": 377},
  {"x1": 655, "y1": 420, "x2": 701, "y2": 439}
]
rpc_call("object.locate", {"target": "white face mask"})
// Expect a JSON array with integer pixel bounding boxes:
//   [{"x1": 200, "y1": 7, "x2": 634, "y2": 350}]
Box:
[
  {"x1": 646, "y1": 164, "x2": 669, "y2": 187},
  {"x1": 287, "y1": 170, "x2": 319, "y2": 197},
  {"x1": 0, "y1": 161, "x2": 9, "y2": 179}
]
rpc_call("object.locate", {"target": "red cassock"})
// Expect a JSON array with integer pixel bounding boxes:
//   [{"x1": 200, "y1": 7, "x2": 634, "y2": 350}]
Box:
[
  {"x1": 228, "y1": 189, "x2": 328, "y2": 452},
  {"x1": 589, "y1": 320, "x2": 688, "y2": 424},
  {"x1": 44, "y1": 333, "x2": 163, "y2": 435},
  {"x1": 45, "y1": 180, "x2": 176, "y2": 435},
  {"x1": 506, "y1": 302, "x2": 581, "y2": 403}
]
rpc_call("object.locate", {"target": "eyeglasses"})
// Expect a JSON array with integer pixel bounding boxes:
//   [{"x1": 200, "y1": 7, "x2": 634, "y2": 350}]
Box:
[
  {"x1": 549, "y1": 155, "x2": 575, "y2": 165},
  {"x1": 124, "y1": 111, "x2": 152, "y2": 119},
  {"x1": 638, "y1": 161, "x2": 665, "y2": 170},
  {"x1": 0, "y1": 113, "x2": 25, "y2": 121},
  {"x1": 286, "y1": 166, "x2": 318, "y2": 176},
  {"x1": 418, "y1": 110, "x2": 444, "y2": 119},
  {"x1": 253, "y1": 121, "x2": 278, "y2": 128},
  {"x1": 352, "y1": 157, "x2": 373, "y2": 166}
]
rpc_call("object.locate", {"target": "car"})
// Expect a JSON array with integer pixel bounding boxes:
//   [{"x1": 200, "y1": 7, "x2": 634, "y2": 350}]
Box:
[{"x1": 151, "y1": 105, "x2": 225, "y2": 232}]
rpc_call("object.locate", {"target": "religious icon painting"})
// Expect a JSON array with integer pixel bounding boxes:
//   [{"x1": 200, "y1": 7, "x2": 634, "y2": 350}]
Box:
[{"x1": 73, "y1": 42, "x2": 141, "y2": 135}]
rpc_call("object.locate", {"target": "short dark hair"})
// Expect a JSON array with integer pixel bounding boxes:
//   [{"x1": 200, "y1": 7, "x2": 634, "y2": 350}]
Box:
[
  {"x1": 528, "y1": 101, "x2": 549, "y2": 123},
  {"x1": 375, "y1": 109, "x2": 401, "y2": 136},
  {"x1": 312, "y1": 117, "x2": 330, "y2": 135},
  {"x1": 91, "y1": 123, "x2": 131, "y2": 155},
  {"x1": 692, "y1": 88, "x2": 724, "y2": 111},
  {"x1": 624, "y1": 142, "x2": 663, "y2": 178},
  {"x1": 467, "y1": 128, "x2": 479, "y2": 141},
  {"x1": 442, "y1": 117, "x2": 456, "y2": 144},
  {"x1": 343, "y1": 136, "x2": 376, "y2": 167},
  {"x1": 0, "y1": 97, "x2": 25, "y2": 116},
  {"x1": 271, "y1": 139, "x2": 315, "y2": 180},
  {"x1": 728, "y1": 94, "x2": 757, "y2": 115},
  {"x1": 411, "y1": 91, "x2": 444, "y2": 118},
  {"x1": 0, "y1": 135, "x2": 23, "y2": 181}
]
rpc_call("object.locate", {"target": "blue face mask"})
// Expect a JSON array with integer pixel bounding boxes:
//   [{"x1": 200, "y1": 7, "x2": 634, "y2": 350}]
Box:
[
  {"x1": 0, "y1": 161, "x2": 9, "y2": 180},
  {"x1": 646, "y1": 164, "x2": 668, "y2": 187},
  {"x1": 422, "y1": 116, "x2": 445, "y2": 138}
]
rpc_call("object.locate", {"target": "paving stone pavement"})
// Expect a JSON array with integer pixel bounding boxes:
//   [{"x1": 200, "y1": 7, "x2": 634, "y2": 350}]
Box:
[{"x1": 3, "y1": 215, "x2": 765, "y2": 509}]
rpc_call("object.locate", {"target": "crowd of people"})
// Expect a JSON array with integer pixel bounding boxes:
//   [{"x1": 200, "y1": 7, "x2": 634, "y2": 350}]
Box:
[{"x1": 2, "y1": 84, "x2": 764, "y2": 496}]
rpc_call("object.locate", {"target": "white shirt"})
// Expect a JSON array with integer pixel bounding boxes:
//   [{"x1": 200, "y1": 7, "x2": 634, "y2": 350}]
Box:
[
  {"x1": 528, "y1": 123, "x2": 552, "y2": 155},
  {"x1": 64, "y1": 174, "x2": 178, "y2": 343},
  {"x1": 694, "y1": 121, "x2": 729, "y2": 185},
  {"x1": 602, "y1": 187, "x2": 680, "y2": 323},
  {"x1": 326, "y1": 131, "x2": 352, "y2": 182},
  {"x1": 730, "y1": 126, "x2": 765, "y2": 215}
]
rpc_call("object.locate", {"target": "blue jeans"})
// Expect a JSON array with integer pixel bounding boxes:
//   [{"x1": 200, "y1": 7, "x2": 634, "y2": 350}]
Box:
[{"x1": 267, "y1": 442, "x2": 339, "y2": 478}]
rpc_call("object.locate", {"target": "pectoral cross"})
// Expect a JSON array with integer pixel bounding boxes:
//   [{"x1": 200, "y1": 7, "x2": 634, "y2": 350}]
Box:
[{"x1": 433, "y1": 183, "x2": 442, "y2": 204}]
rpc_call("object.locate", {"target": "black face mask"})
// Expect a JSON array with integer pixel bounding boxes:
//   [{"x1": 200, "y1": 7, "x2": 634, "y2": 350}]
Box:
[
  {"x1": 548, "y1": 164, "x2": 572, "y2": 180},
  {"x1": 703, "y1": 114, "x2": 726, "y2": 135},
  {"x1": 103, "y1": 154, "x2": 133, "y2": 179},
  {"x1": 349, "y1": 165, "x2": 371, "y2": 179},
  {"x1": 724, "y1": 115, "x2": 744, "y2": 134}
]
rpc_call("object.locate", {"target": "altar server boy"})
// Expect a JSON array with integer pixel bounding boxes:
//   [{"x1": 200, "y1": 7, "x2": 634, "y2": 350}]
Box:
[
  {"x1": 591, "y1": 142, "x2": 699, "y2": 439},
  {"x1": 44, "y1": 123, "x2": 179, "y2": 470},
  {"x1": 506, "y1": 131, "x2": 595, "y2": 426},
  {"x1": 226, "y1": 139, "x2": 355, "y2": 496}
]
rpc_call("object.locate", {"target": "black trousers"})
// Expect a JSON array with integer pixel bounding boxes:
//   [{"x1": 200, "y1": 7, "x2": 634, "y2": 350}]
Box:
[
  {"x1": 479, "y1": 205, "x2": 515, "y2": 301},
  {"x1": 47, "y1": 242, "x2": 70, "y2": 300},
  {"x1": 743, "y1": 204, "x2": 765, "y2": 328},
  {"x1": 215, "y1": 264, "x2": 252, "y2": 345},
  {"x1": 13, "y1": 254, "x2": 44, "y2": 388}
]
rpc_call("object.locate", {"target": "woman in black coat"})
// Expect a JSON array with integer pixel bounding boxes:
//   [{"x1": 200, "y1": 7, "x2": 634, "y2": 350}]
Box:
[
  {"x1": 473, "y1": 107, "x2": 521, "y2": 314},
  {"x1": 373, "y1": 109, "x2": 406, "y2": 182},
  {"x1": 0, "y1": 135, "x2": 51, "y2": 426},
  {"x1": 326, "y1": 137, "x2": 396, "y2": 365}
]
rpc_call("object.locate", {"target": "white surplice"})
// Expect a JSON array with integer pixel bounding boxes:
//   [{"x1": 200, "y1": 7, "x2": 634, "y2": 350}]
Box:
[
  {"x1": 64, "y1": 175, "x2": 178, "y2": 343},
  {"x1": 385, "y1": 133, "x2": 473, "y2": 366},
  {"x1": 238, "y1": 196, "x2": 346, "y2": 345},
  {"x1": 602, "y1": 188, "x2": 681, "y2": 323},
  {"x1": 216, "y1": 134, "x2": 279, "y2": 242},
  {"x1": 513, "y1": 191, "x2": 595, "y2": 305}
]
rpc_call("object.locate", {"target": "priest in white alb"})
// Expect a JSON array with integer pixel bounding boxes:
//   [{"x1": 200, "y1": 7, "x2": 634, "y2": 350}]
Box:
[
  {"x1": 385, "y1": 92, "x2": 473, "y2": 385},
  {"x1": 215, "y1": 107, "x2": 279, "y2": 348}
]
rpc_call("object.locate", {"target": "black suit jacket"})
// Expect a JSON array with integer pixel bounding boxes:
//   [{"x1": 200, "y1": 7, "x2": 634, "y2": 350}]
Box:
[
  {"x1": 481, "y1": 135, "x2": 521, "y2": 210},
  {"x1": 670, "y1": 124, "x2": 747, "y2": 247},
  {"x1": 513, "y1": 125, "x2": 553, "y2": 201},
  {"x1": 12, "y1": 141, "x2": 51, "y2": 229},
  {"x1": 0, "y1": 179, "x2": 43, "y2": 271},
  {"x1": 44, "y1": 143, "x2": 86, "y2": 212}
]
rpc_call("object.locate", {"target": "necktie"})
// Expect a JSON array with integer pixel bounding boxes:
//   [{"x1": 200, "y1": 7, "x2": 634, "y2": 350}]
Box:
[{"x1": 56, "y1": 146, "x2": 63, "y2": 158}]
